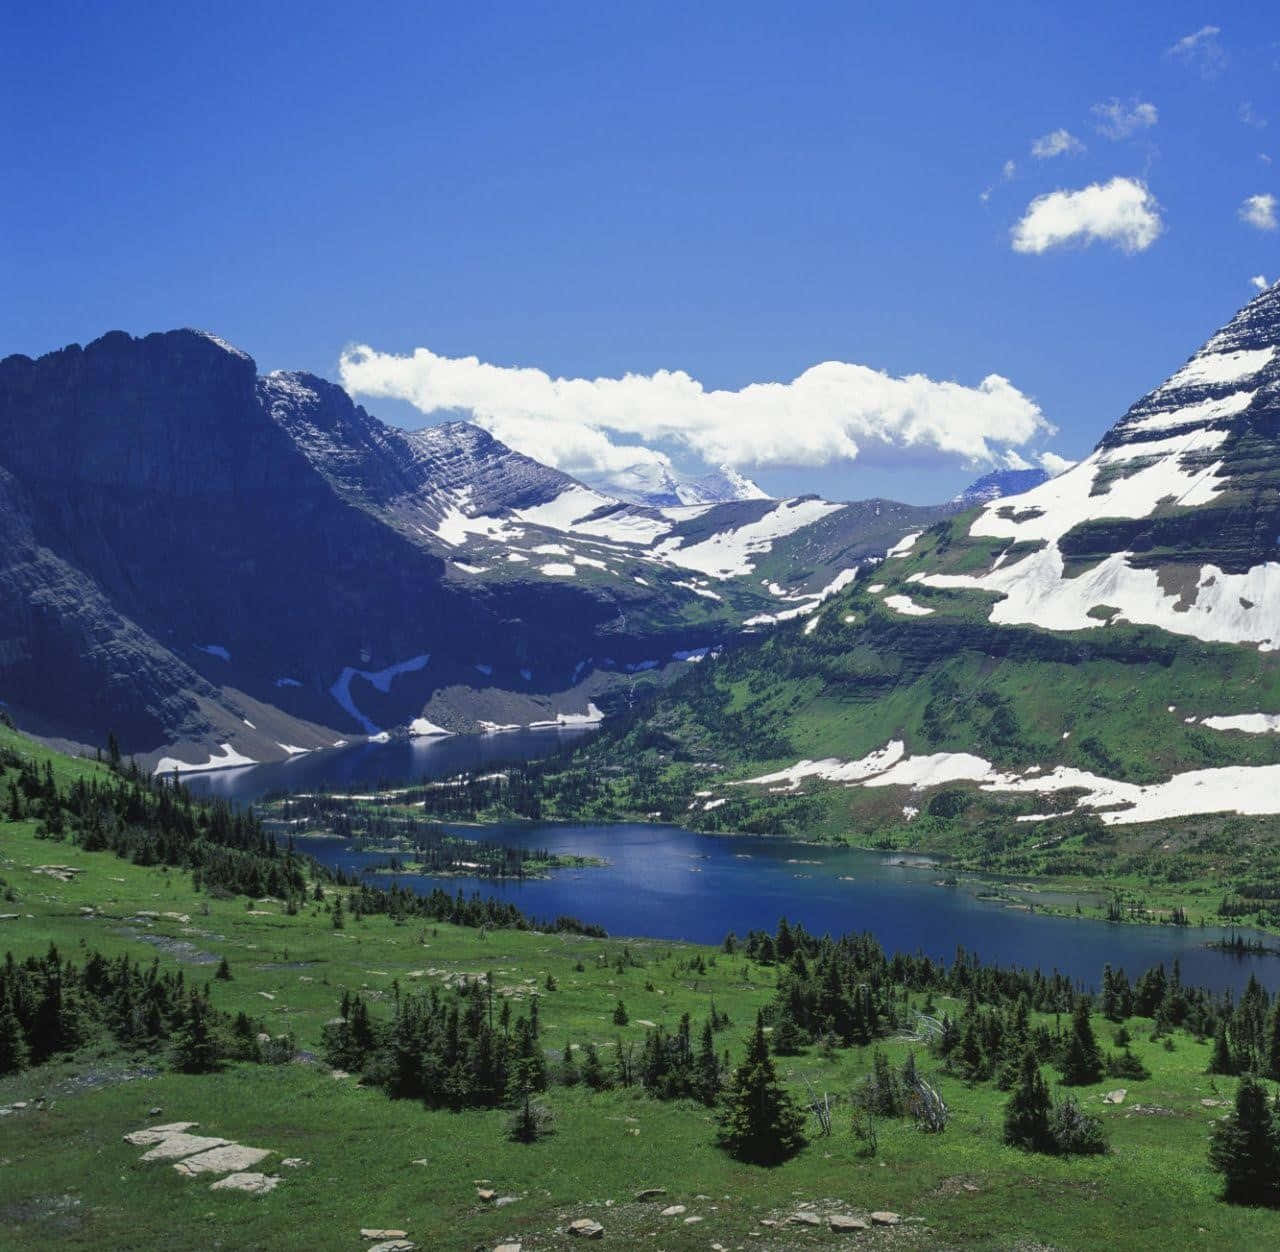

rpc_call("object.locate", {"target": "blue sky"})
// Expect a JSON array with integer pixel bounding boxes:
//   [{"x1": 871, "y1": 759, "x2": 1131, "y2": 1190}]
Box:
[{"x1": 3, "y1": 1, "x2": 1276, "y2": 502}]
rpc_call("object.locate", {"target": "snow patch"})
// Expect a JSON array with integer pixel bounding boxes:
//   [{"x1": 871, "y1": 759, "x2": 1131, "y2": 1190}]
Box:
[
  {"x1": 195, "y1": 644, "x2": 230, "y2": 662},
  {"x1": 882, "y1": 593, "x2": 934, "y2": 617},
  {"x1": 538, "y1": 563, "x2": 576, "y2": 577},
  {"x1": 330, "y1": 654, "x2": 431, "y2": 735},
  {"x1": 154, "y1": 743, "x2": 258, "y2": 776},
  {"x1": 409, "y1": 717, "x2": 453, "y2": 738}
]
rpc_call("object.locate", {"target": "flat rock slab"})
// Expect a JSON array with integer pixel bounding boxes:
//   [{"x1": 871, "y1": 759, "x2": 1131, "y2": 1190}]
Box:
[
  {"x1": 830, "y1": 1215, "x2": 870, "y2": 1232},
  {"x1": 635, "y1": 1188, "x2": 667, "y2": 1201},
  {"x1": 568, "y1": 1218, "x2": 604, "y2": 1238},
  {"x1": 124, "y1": 1122, "x2": 199, "y2": 1146},
  {"x1": 361, "y1": 1231, "x2": 409, "y2": 1240},
  {"x1": 660, "y1": 1205, "x2": 687, "y2": 1217},
  {"x1": 494, "y1": 1196, "x2": 519, "y2": 1207},
  {"x1": 870, "y1": 1211, "x2": 901, "y2": 1226},
  {"x1": 140, "y1": 1134, "x2": 229, "y2": 1162},
  {"x1": 367, "y1": 1244, "x2": 416, "y2": 1252},
  {"x1": 209, "y1": 1172, "x2": 280, "y2": 1195},
  {"x1": 789, "y1": 1212, "x2": 821, "y2": 1226},
  {"x1": 1104, "y1": 1089, "x2": 1127, "y2": 1104},
  {"x1": 494, "y1": 1243, "x2": 523, "y2": 1252},
  {"x1": 175, "y1": 1145, "x2": 273, "y2": 1176}
]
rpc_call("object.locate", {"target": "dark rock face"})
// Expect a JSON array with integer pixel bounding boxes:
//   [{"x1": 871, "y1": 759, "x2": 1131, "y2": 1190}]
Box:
[
  {"x1": 957, "y1": 468, "x2": 1051, "y2": 505},
  {"x1": 0, "y1": 331, "x2": 653, "y2": 756}
]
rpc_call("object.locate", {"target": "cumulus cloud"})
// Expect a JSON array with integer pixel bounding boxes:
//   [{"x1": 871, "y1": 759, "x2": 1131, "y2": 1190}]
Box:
[
  {"x1": 1011, "y1": 177, "x2": 1163, "y2": 254},
  {"x1": 1251, "y1": 275, "x2": 1271, "y2": 291},
  {"x1": 1031, "y1": 129, "x2": 1085, "y2": 159},
  {"x1": 1240, "y1": 193, "x2": 1278, "y2": 231},
  {"x1": 1167, "y1": 25, "x2": 1227, "y2": 78},
  {"x1": 1002, "y1": 159, "x2": 1017, "y2": 181},
  {"x1": 338, "y1": 346, "x2": 1053, "y2": 476},
  {"x1": 1091, "y1": 97, "x2": 1159, "y2": 140}
]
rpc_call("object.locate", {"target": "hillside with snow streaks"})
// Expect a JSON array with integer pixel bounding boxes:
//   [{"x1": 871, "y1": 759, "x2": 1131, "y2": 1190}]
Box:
[{"x1": 891, "y1": 282, "x2": 1280, "y2": 648}]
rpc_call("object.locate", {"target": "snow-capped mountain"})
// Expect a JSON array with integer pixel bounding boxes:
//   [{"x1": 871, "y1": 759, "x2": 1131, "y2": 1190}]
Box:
[
  {"x1": 590, "y1": 460, "x2": 770, "y2": 508},
  {"x1": 887, "y1": 281, "x2": 1280, "y2": 647}
]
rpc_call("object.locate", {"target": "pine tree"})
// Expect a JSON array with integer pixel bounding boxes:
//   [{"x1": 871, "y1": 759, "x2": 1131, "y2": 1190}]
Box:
[
  {"x1": 170, "y1": 993, "x2": 221, "y2": 1073},
  {"x1": 1209, "y1": 1021, "x2": 1237, "y2": 1076},
  {"x1": 1004, "y1": 1047, "x2": 1052, "y2": 1152},
  {"x1": 694, "y1": 1019, "x2": 721, "y2": 1106},
  {"x1": 0, "y1": 999, "x2": 29, "y2": 1074},
  {"x1": 716, "y1": 1011, "x2": 806, "y2": 1165},
  {"x1": 214, "y1": 956, "x2": 232, "y2": 981},
  {"x1": 612, "y1": 999, "x2": 628, "y2": 1026},
  {"x1": 1264, "y1": 1004, "x2": 1280, "y2": 1081},
  {"x1": 1208, "y1": 1074, "x2": 1280, "y2": 1206},
  {"x1": 1059, "y1": 999, "x2": 1103, "y2": 1086}
]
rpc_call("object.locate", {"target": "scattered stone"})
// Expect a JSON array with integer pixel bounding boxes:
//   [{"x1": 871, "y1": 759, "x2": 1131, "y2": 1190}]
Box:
[
  {"x1": 209, "y1": 1172, "x2": 280, "y2": 1195},
  {"x1": 830, "y1": 1215, "x2": 870, "y2": 1232},
  {"x1": 330, "y1": 1069, "x2": 351, "y2": 1080},
  {"x1": 568, "y1": 1218, "x2": 604, "y2": 1238},
  {"x1": 635, "y1": 1188, "x2": 667, "y2": 1201},
  {"x1": 790, "y1": 1212, "x2": 821, "y2": 1226},
  {"x1": 361, "y1": 1231, "x2": 409, "y2": 1240},
  {"x1": 280, "y1": 1158, "x2": 309, "y2": 1168},
  {"x1": 635, "y1": 1019, "x2": 658, "y2": 1028},
  {"x1": 367, "y1": 1244, "x2": 414, "y2": 1252},
  {"x1": 11, "y1": 1101, "x2": 29, "y2": 1110},
  {"x1": 1201, "y1": 1098, "x2": 1229, "y2": 1108},
  {"x1": 174, "y1": 1144, "x2": 273, "y2": 1176},
  {"x1": 1104, "y1": 1089, "x2": 1127, "y2": 1105},
  {"x1": 661, "y1": 1205, "x2": 687, "y2": 1217},
  {"x1": 477, "y1": 1188, "x2": 497, "y2": 1202},
  {"x1": 870, "y1": 1211, "x2": 901, "y2": 1226},
  {"x1": 494, "y1": 1196, "x2": 519, "y2": 1207},
  {"x1": 494, "y1": 1244, "x2": 522, "y2": 1252},
  {"x1": 411, "y1": 1158, "x2": 429, "y2": 1166},
  {"x1": 139, "y1": 1134, "x2": 230, "y2": 1162},
  {"x1": 148, "y1": 1107, "x2": 163, "y2": 1116},
  {"x1": 123, "y1": 1122, "x2": 200, "y2": 1146},
  {"x1": 683, "y1": 1215, "x2": 704, "y2": 1224}
]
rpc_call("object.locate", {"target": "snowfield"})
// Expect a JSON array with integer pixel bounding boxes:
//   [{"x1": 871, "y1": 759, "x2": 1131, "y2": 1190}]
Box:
[
  {"x1": 154, "y1": 743, "x2": 257, "y2": 775},
  {"x1": 734, "y1": 740, "x2": 1280, "y2": 826}
]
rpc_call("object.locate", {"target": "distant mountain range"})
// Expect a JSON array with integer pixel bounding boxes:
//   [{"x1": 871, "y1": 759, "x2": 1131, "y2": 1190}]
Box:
[{"x1": 0, "y1": 328, "x2": 1050, "y2": 771}]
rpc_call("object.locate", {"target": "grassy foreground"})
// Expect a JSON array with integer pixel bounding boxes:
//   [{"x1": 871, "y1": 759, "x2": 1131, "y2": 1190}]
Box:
[{"x1": 1, "y1": 734, "x2": 1279, "y2": 1248}]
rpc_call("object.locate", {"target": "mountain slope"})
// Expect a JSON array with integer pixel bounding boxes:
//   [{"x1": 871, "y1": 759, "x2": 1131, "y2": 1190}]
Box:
[
  {"x1": 0, "y1": 328, "x2": 982, "y2": 768},
  {"x1": 573, "y1": 285, "x2": 1280, "y2": 847}
]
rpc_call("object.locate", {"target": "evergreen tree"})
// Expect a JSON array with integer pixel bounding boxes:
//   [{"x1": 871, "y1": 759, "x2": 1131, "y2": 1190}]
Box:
[
  {"x1": 694, "y1": 1019, "x2": 722, "y2": 1106},
  {"x1": 0, "y1": 998, "x2": 29, "y2": 1074},
  {"x1": 581, "y1": 1041, "x2": 608, "y2": 1090},
  {"x1": 214, "y1": 956, "x2": 232, "y2": 981},
  {"x1": 716, "y1": 1012, "x2": 806, "y2": 1165},
  {"x1": 1266, "y1": 1004, "x2": 1280, "y2": 1082},
  {"x1": 1004, "y1": 1047, "x2": 1052, "y2": 1152},
  {"x1": 1208, "y1": 1075, "x2": 1280, "y2": 1206},
  {"x1": 170, "y1": 993, "x2": 221, "y2": 1073},
  {"x1": 612, "y1": 999, "x2": 628, "y2": 1026},
  {"x1": 1209, "y1": 1021, "x2": 1237, "y2": 1076},
  {"x1": 1059, "y1": 1000, "x2": 1103, "y2": 1086}
]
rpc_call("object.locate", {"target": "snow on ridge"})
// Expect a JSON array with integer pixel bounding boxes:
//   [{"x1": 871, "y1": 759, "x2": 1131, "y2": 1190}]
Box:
[
  {"x1": 195, "y1": 644, "x2": 231, "y2": 661},
  {"x1": 1199, "y1": 713, "x2": 1280, "y2": 734},
  {"x1": 651, "y1": 498, "x2": 845, "y2": 578},
  {"x1": 528, "y1": 702, "x2": 606, "y2": 729},
  {"x1": 1157, "y1": 346, "x2": 1276, "y2": 392},
  {"x1": 734, "y1": 739, "x2": 1280, "y2": 826},
  {"x1": 538, "y1": 562, "x2": 576, "y2": 576},
  {"x1": 154, "y1": 743, "x2": 257, "y2": 776},
  {"x1": 886, "y1": 531, "x2": 922, "y2": 558},
  {"x1": 1123, "y1": 390, "x2": 1256, "y2": 435},
  {"x1": 514, "y1": 485, "x2": 618, "y2": 531},
  {"x1": 882, "y1": 593, "x2": 934, "y2": 617}
]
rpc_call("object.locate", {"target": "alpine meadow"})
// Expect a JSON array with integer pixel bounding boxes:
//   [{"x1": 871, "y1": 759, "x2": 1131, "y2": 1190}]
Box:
[{"x1": 5, "y1": 4, "x2": 1280, "y2": 1250}]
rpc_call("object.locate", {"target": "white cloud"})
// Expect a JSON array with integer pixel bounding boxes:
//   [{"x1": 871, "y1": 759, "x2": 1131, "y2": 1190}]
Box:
[
  {"x1": 1039, "y1": 451, "x2": 1077, "y2": 476},
  {"x1": 1091, "y1": 97, "x2": 1159, "y2": 140},
  {"x1": 1011, "y1": 177, "x2": 1163, "y2": 254},
  {"x1": 1002, "y1": 159, "x2": 1017, "y2": 181},
  {"x1": 1251, "y1": 275, "x2": 1270, "y2": 291},
  {"x1": 339, "y1": 347, "x2": 1052, "y2": 475},
  {"x1": 1031, "y1": 129, "x2": 1085, "y2": 158},
  {"x1": 1167, "y1": 25, "x2": 1226, "y2": 78},
  {"x1": 1240, "y1": 193, "x2": 1278, "y2": 231}
]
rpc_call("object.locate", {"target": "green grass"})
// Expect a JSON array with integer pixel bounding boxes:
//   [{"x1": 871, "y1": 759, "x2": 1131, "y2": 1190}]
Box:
[{"x1": 4, "y1": 800, "x2": 1280, "y2": 1249}]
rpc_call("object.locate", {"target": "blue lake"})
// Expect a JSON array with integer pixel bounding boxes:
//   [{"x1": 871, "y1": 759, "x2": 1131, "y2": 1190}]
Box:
[{"x1": 184, "y1": 733, "x2": 1280, "y2": 994}]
